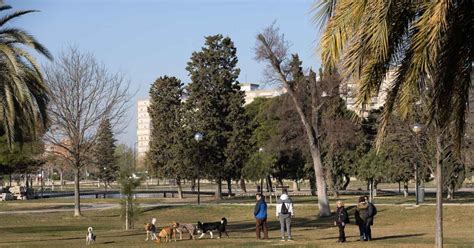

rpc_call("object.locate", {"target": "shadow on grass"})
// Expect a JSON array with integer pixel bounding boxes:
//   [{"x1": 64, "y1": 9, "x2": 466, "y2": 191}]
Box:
[
  {"x1": 140, "y1": 205, "x2": 174, "y2": 213},
  {"x1": 227, "y1": 215, "x2": 337, "y2": 234},
  {"x1": 0, "y1": 225, "x2": 81, "y2": 234},
  {"x1": 0, "y1": 229, "x2": 144, "y2": 244},
  {"x1": 372, "y1": 233, "x2": 425, "y2": 241}
]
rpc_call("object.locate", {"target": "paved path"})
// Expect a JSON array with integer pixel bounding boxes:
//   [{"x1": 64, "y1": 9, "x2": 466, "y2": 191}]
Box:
[{"x1": 1, "y1": 202, "x2": 473, "y2": 215}]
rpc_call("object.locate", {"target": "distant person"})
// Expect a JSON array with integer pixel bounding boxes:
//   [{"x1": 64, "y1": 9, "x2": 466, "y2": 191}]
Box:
[
  {"x1": 254, "y1": 193, "x2": 268, "y2": 240},
  {"x1": 334, "y1": 201, "x2": 349, "y2": 243},
  {"x1": 354, "y1": 196, "x2": 369, "y2": 241},
  {"x1": 364, "y1": 195, "x2": 377, "y2": 240},
  {"x1": 276, "y1": 190, "x2": 294, "y2": 241}
]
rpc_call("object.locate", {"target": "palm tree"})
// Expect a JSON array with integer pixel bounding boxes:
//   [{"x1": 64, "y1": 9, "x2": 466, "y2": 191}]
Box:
[
  {"x1": 0, "y1": 4, "x2": 52, "y2": 146},
  {"x1": 314, "y1": 1, "x2": 472, "y2": 247}
]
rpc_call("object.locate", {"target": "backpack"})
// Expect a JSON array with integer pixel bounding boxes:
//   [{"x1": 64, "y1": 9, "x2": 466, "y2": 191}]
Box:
[
  {"x1": 344, "y1": 209, "x2": 350, "y2": 223},
  {"x1": 280, "y1": 202, "x2": 288, "y2": 214},
  {"x1": 371, "y1": 203, "x2": 377, "y2": 217}
]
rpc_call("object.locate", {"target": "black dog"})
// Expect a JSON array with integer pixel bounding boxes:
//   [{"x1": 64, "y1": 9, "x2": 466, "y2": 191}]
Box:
[{"x1": 197, "y1": 218, "x2": 228, "y2": 239}]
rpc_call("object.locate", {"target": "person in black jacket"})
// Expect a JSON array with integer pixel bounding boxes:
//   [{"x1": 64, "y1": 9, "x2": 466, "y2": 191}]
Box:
[
  {"x1": 364, "y1": 195, "x2": 376, "y2": 240},
  {"x1": 354, "y1": 196, "x2": 369, "y2": 241},
  {"x1": 334, "y1": 201, "x2": 349, "y2": 243}
]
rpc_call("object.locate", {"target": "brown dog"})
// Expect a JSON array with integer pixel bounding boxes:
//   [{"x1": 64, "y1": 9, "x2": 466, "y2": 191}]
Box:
[{"x1": 156, "y1": 223, "x2": 179, "y2": 243}]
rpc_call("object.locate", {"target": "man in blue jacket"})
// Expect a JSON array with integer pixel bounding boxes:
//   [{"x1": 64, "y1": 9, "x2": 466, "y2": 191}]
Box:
[{"x1": 254, "y1": 193, "x2": 268, "y2": 239}]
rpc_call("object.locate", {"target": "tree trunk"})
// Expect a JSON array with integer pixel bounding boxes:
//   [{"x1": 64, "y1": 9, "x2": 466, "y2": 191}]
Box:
[
  {"x1": 309, "y1": 147, "x2": 330, "y2": 216},
  {"x1": 266, "y1": 175, "x2": 273, "y2": 193},
  {"x1": 226, "y1": 178, "x2": 232, "y2": 196},
  {"x1": 403, "y1": 181, "x2": 409, "y2": 198},
  {"x1": 125, "y1": 197, "x2": 129, "y2": 230},
  {"x1": 191, "y1": 178, "x2": 196, "y2": 192},
  {"x1": 59, "y1": 170, "x2": 64, "y2": 190},
  {"x1": 215, "y1": 178, "x2": 222, "y2": 200},
  {"x1": 240, "y1": 177, "x2": 247, "y2": 193},
  {"x1": 293, "y1": 180, "x2": 299, "y2": 191},
  {"x1": 435, "y1": 135, "x2": 443, "y2": 248},
  {"x1": 273, "y1": 68, "x2": 330, "y2": 216},
  {"x1": 25, "y1": 173, "x2": 29, "y2": 188},
  {"x1": 176, "y1": 178, "x2": 183, "y2": 199},
  {"x1": 309, "y1": 176, "x2": 317, "y2": 196},
  {"x1": 74, "y1": 168, "x2": 81, "y2": 217},
  {"x1": 325, "y1": 168, "x2": 338, "y2": 197},
  {"x1": 373, "y1": 182, "x2": 378, "y2": 197},
  {"x1": 368, "y1": 179, "x2": 373, "y2": 202},
  {"x1": 342, "y1": 174, "x2": 350, "y2": 190}
]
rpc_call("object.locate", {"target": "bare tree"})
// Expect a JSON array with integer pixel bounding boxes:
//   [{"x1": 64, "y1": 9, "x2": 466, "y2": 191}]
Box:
[
  {"x1": 44, "y1": 48, "x2": 131, "y2": 217},
  {"x1": 255, "y1": 24, "x2": 331, "y2": 216}
]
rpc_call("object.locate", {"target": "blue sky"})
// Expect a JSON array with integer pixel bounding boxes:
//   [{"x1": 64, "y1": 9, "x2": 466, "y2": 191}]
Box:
[{"x1": 10, "y1": 0, "x2": 322, "y2": 146}]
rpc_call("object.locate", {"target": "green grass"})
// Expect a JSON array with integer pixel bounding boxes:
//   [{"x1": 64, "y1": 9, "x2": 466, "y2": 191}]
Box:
[{"x1": 0, "y1": 200, "x2": 473, "y2": 247}]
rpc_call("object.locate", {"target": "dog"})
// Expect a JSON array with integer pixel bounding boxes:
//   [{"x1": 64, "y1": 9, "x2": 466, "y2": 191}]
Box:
[
  {"x1": 156, "y1": 223, "x2": 178, "y2": 243},
  {"x1": 86, "y1": 226, "x2": 96, "y2": 245},
  {"x1": 174, "y1": 222, "x2": 197, "y2": 240},
  {"x1": 197, "y1": 218, "x2": 228, "y2": 239},
  {"x1": 145, "y1": 218, "x2": 157, "y2": 241}
]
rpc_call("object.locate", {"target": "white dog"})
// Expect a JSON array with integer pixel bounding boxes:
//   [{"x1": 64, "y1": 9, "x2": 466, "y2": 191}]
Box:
[{"x1": 86, "y1": 226, "x2": 96, "y2": 245}]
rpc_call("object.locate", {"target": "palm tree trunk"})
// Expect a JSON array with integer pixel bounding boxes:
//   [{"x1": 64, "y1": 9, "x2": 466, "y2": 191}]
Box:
[
  {"x1": 435, "y1": 135, "x2": 443, "y2": 248},
  {"x1": 74, "y1": 168, "x2": 81, "y2": 217}
]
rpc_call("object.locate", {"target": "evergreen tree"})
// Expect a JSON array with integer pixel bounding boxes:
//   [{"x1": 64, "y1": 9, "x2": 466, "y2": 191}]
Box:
[
  {"x1": 147, "y1": 76, "x2": 188, "y2": 198},
  {"x1": 185, "y1": 34, "x2": 242, "y2": 199},
  {"x1": 93, "y1": 118, "x2": 118, "y2": 190},
  {"x1": 223, "y1": 86, "x2": 252, "y2": 195}
]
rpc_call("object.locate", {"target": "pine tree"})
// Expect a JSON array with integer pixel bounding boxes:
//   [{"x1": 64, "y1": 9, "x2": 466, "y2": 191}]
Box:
[
  {"x1": 185, "y1": 34, "x2": 243, "y2": 199},
  {"x1": 147, "y1": 76, "x2": 188, "y2": 198},
  {"x1": 93, "y1": 118, "x2": 118, "y2": 190},
  {"x1": 224, "y1": 86, "x2": 252, "y2": 195}
]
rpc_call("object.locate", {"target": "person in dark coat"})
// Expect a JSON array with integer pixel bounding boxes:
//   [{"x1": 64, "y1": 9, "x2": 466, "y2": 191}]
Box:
[
  {"x1": 364, "y1": 195, "x2": 376, "y2": 240},
  {"x1": 354, "y1": 196, "x2": 369, "y2": 241},
  {"x1": 334, "y1": 201, "x2": 349, "y2": 243},
  {"x1": 254, "y1": 193, "x2": 268, "y2": 239}
]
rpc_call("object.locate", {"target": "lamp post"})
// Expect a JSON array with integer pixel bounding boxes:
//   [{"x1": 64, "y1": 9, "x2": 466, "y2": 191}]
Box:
[
  {"x1": 194, "y1": 132, "x2": 203, "y2": 205},
  {"x1": 258, "y1": 147, "x2": 264, "y2": 194},
  {"x1": 411, "y1": 123, "x2": 424, "y2": 205}
]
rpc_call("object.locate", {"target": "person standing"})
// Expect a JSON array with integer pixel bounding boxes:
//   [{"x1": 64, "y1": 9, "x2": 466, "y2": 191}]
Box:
[
  {"x1": 254, "y1": 193, "x2": 268, "y2": 239},
  {"x1": 364, "y1": 195, "x2": 377, "y2": 240},
  {"x1": 354, "y1": 196, "x2": 369, "y2": 241},
  {"x1": 276, "y1": 191, "x2": 294, "y2": 241},
  {"x1": 334, "y1": 201, "x2": 349, "y2": 243}
]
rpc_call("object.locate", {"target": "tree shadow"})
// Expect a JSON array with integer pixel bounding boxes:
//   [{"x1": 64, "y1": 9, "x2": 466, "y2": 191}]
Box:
[
  {"x1": 371, "y1": 233, "x2": 425, "y2": 241},
  {"x1": 140, "y1": 205, "x2": 174, "y2": 213}
]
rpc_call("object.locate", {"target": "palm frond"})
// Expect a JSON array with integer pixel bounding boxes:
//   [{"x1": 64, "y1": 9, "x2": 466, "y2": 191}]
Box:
[
  {"x1": 0, "y1": 10, "x2": 38, "y2": 27},
  {"x1": 311, "y1": 0, "x2": 338, "y2": 29},
  {"x1": 0, "y1": 28, "x2": 53, "y2": 60}
]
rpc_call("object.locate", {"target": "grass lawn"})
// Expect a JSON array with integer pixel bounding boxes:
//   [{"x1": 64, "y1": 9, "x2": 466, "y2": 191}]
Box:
[{"x1": 0, "y1": 201, "x2": 473, "y2": 247}]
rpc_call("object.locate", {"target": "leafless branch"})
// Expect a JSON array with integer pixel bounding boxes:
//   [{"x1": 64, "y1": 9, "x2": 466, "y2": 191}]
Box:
[{"x1": 43, "y1": 47, "x2": 132, "y2": 169}]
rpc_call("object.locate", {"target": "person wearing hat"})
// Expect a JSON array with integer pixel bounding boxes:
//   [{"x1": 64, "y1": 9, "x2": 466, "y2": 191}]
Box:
[{"x1": 276, "y1": 190, "x2": 294, "y2": 241}]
